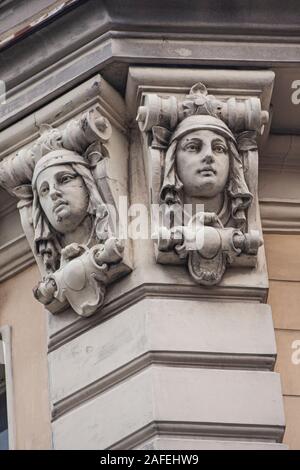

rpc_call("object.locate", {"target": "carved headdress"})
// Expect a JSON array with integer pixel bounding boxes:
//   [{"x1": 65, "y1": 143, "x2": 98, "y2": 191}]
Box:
[{"x1": 0, "y1": 109, "x2": 113, "y2": 273}]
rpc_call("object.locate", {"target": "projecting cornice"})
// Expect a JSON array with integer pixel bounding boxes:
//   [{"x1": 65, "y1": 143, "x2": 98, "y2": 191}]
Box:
[
  {"x1": 0, "y1": 0, "x2": 80, "y2": 49},
  {"x1": 1, "y1": 32, "x2": 300, "y2": 130},
  {"x1": 0, "y1": 0, "x2": 300, "y2": 131},
  {"x1": 260, "y1": 199, "x2": 300, "y2": 234}
]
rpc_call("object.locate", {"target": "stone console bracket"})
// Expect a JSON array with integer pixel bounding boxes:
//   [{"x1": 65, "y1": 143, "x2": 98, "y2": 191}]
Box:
[
  {"x1": 0, "y1": 75, "x2": 132, "y2": 317},
  {"x1": 128, "y1": 67, "x2": 274, "y2": 288}
]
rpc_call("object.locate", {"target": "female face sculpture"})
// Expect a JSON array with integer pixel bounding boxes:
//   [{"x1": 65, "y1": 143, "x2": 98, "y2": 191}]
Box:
[
  {"x1": 176, "y1": 129, "x2": 230, "y2": 199},
  {"x1": 36, "y1": 163, "x2": 89, "y2": 234},
  {"x1": 32, "y1": 150, "x2": 110, "y2": 273},
  {"x1": 160, "y1": 115, "x2": 252, "y2": 229}
]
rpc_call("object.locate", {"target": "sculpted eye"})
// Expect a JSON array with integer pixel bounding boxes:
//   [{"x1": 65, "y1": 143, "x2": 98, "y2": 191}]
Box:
[
  {"x1": 60, "y1": 174, "x2": 75, "y2": 184},
  {"x1": 39, "y1": 184, "x2": 49, "y2": 196},
  {"x1": 185, "y1": 142, "x2": 201, "y2": 152},
  {"x1": 213, "y1": 144, "x2": 227, "y2": 154}
]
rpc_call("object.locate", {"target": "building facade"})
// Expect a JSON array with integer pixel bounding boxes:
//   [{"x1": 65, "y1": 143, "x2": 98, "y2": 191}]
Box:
[{"x1": 0, "y1": 0, "x2": 300, "y2": 450}]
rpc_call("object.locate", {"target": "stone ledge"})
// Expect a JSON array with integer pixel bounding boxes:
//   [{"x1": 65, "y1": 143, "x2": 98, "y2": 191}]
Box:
[
  {"x1": 49, "y1": 299, "x2": 276, "y2": 417},
  {"x1": 136, "y1": 435, "x2": 288, "y2": 450},
  {"x1": 260, "y1": 199, "x2": 300, "y2": 234},
  {"x1": 114, "y1": 422, "x2": 286, "y2": 451},
  {"x1": 52, "y1": 365, "x2": 285, "y2": 449},
  {"x1": 0, "y1": 234, "x2": 34, "y2": 282},
  {"x1": 47, "y1": 284, "x2": 269, "y2": 351},
  {"x1": 51, "y1": 351, "x2": 276, "y2": 421},
  {"x1": 1, "y1": 30, "x2": 299, "y2": 131}
]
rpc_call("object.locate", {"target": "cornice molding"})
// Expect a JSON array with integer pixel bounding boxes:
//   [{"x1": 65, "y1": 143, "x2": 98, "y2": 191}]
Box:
[
  {"x1": 48, "y1": 283, "x2": 268, "y2": 353},
  {"x1": 260, "y1": 198, "x2": 300, "y2": 234},
  {"x1": 111, "y1": 421, "x2": 285, "y2": 450},
  {"x1": 0, "y1": 234, "x2": 34, "y2": 283},
  {"x1": 1, "y1": 0, "x2": 300, "y2": 58},
  {"x1": 0, "y1": 74, "x2": 126, "y2": 161},
  {"x1": 52, "y1": 350, "x2": 276, "y2": 421},
  {"x1": 0, "y1": 0, "x2": 80, "y2": 50},
  {"x1": 1, "y1": 32, "x2": 300, "y2": 131}
]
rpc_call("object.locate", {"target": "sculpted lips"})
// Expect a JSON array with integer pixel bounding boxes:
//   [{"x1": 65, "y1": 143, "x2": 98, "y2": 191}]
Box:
[
  {"x1": 53, "y1": 200, "x2": 68, "y2": 213},
  {"x1": 196, "y1": 166, "x2": 217, "y2": 176}
]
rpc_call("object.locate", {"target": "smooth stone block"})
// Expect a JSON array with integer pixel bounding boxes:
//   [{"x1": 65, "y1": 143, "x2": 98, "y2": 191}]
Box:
[
  {"x1": 52, "y1": 365, "x2": 285, "y2": 449},
  {"x1": 49, "y1": 299, "x2": 277, "y2": 407}
]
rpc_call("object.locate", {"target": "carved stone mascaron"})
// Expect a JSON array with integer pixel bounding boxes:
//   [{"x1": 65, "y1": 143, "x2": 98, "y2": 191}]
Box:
[
  {"x1": 0, "y1": 108, "x2": 131, "y2": 316},
  {"x1": 136, "y1": 82, "x2": 267, "y2": 285}
]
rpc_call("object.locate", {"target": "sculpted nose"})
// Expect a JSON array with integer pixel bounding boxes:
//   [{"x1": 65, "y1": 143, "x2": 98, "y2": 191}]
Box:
[
  {"x1": 204, "y1": 154, "x2": 213, "y2": 163},
  {"x1": 201, "y1": 143, "x2": 214, "y2": 163},
  {"x1": 201, "y1": 152, "x2": 214, "y2": 164},
  {"x1": 49, "y1": 184, "x2": 61, "y2": 200}
]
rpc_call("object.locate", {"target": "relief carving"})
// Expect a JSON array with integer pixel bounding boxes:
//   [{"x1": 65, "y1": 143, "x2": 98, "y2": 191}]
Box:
[
  {"x1": 137, "y1": 83, "x2": 267, "y2": 285},
  {"x1": 0, "y1": 108, "x2": 131, "y2": 316}
]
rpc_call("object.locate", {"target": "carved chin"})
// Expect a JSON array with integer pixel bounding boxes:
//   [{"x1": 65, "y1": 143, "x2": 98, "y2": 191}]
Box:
[
  {"x1": 186, "y1": 178, "x2": 222, "y2": 198},
  {"x1": 52, "y1": 211, "x2": 78, "y2": 232},
  {"x1": 53, "y1": 204, "x2": 69, "y2": 217}
]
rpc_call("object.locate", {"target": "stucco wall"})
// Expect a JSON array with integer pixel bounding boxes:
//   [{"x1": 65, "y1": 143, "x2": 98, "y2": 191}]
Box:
[
  {"x1": 265, "y1": 234, "x2": 300, "y2": 450},
  {"x1": 0, "y1": 264, "x2": 51, "y2": 449}
]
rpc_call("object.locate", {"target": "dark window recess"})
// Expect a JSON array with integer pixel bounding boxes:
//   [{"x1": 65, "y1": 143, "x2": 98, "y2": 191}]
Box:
[{"x1": 0, "y1": 364, "x2": 8, "y2": 450}]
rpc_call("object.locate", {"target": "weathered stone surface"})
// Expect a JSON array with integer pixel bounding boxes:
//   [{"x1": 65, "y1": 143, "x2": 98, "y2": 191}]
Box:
[
  {"x1": 135, "y1": 74, "x2": 271, "y2": 287},
  {"x1": 52, "y1": 365, "x2": 285, "y2": 449},
  {"x1": 0, "y1": 76, "x2": 132, "y2": 317},
  {"x1": 49, "y1": 298, "x2": 277, "y2": 411},
  {"x1": 137, "y1": 437, "x2": 288, "y2": 450}
]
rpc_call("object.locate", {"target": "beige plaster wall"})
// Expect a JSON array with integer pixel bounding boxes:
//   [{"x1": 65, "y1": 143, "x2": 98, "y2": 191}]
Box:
[
  {"x1": 0, "y1": 264, "x2": 52, "y2": 449},
  {"x1": 265, "y1": 234, "x2": 300, "y2": 450}
]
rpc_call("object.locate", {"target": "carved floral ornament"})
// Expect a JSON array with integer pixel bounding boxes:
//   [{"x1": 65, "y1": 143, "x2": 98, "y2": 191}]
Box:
[
  {"x1": 136, "y1": 83, "x2": 268, "y2": 285},
  {"x1": 0, "y1": 108, "x2": 131, "y2": 317}
]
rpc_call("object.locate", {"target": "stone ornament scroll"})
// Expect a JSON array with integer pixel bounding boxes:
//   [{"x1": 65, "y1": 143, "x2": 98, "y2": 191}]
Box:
[
  {"x1": 136, "y1": 83, "x2": 267, "y2": 285},
  {"x1": 0, "y1": 108, "x2": 131, "y2": 316}
]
